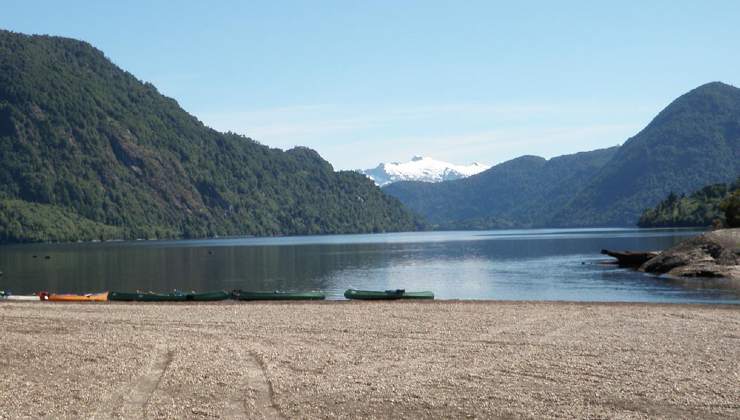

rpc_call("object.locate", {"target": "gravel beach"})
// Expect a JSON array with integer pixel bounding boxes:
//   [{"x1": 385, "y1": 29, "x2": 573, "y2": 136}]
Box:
[{"x1": 1, "y1": 301, "x2": 738, "y2": 419}]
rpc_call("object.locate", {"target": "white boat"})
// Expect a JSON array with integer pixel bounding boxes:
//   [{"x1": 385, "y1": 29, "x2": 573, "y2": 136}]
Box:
[{"x1": 0, "y1": 293, "x2": 40, "y2": 301}]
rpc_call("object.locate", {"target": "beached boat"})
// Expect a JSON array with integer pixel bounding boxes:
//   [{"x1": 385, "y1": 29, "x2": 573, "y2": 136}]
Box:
[
  {"x1": 344, "y1": 288, "x2": 434, "y2": 300},
  {"x1": 0, "y1": 291, "x2": 40, "y2": 301},
  {"x1": 109, "y1": 291, "x2": 186, "y2": 302},
  {"x1": 189, "y1": 290, "x2": 230, "y2": 301},
  {"x1": 231, "y1": 290, "x2": 326, "y2": 301},
  {"x1": 108, "y1": 290, "x2": 229, "y2": 302},
  {"x1": 47, "y1": 292, "x2": 109, "y2": 302}
]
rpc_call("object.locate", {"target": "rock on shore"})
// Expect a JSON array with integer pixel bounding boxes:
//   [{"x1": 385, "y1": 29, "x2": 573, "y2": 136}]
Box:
[{"x1": 639, "y1": 228, "x2": 740, "y2": 280}]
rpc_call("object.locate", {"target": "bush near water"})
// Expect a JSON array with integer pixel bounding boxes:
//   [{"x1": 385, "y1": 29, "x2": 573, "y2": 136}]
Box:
[{"x1": 638, "y1": 178, "x2": 740, "y2": 228}]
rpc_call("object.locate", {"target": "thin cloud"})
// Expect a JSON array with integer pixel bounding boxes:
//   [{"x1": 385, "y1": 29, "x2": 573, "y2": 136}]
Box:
[
  {"x1": 197, "y1": 102, "x2": 651, "y2": 169},
  {"x1": 354, "y1": 123, "x2": 637, "y2": 168}
]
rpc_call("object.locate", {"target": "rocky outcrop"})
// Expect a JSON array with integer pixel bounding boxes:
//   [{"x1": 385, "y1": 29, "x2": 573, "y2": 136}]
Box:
[{"x1": 639, "y1": 229, "x2": 740, "y2": 280}]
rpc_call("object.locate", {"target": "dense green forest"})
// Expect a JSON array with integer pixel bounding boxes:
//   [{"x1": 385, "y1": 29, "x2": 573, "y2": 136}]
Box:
[
  {"x1": 385, "y1": 82, "x2": 740, "y2": 228},
  {"x1": 385, "y1": 148, "x2": 619, "y2": 229},
  {"x1": 637, "y1": 179, "x2": 740, "y2": 227},
  {"x1": 0, "y1": 30, "x2": 422, "y2": 243}
]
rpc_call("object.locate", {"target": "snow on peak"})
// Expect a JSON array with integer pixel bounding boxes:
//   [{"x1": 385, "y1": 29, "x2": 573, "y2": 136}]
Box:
[{"x1": 360, "y1": 156, "x2": 490, "y2": 186}]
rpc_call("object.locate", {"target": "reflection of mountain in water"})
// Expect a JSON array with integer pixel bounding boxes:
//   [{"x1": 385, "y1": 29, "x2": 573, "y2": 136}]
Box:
[{"x1": 1, "y1": 230, "x2": 737, "y2": 303}]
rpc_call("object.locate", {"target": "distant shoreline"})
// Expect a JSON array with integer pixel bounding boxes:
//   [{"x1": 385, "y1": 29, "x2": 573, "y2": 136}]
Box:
[
  {"x1": 3, "y1": 299, "x2": 739, "y2": 307},
  {"x1": 0, "y1": 225, "x2": 705, "y2": 247}
]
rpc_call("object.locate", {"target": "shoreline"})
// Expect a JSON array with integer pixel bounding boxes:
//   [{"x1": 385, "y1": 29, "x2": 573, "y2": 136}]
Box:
[
  {"x1": 0, "y1": 225, "x2": 705, "y2": 247},
  {"x1": 4, "y1": 299, "x2": 740, "y2": 307},
  {"x1": 2, "y1": 300, "x2": 738, "y2": 418}
]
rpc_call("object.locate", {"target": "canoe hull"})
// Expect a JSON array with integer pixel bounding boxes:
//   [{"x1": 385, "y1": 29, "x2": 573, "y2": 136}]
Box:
[
  {"x1": 344, "y1": 289, "x2": 434, "y2": 300},
  {"x1": 398, "y1": 292, "x2": 435, "y2": 300},
  {"x1": 231, "y1": 290, "x2": 326, "y2": 301},
  {"x1": 108, "y1": 291, "x2": 229, "y2": 302},
  {"x1": 109, "y1": 292, "x2": 186, "y2": 302},
  {"x1": 48, "y1": 292, "x2": 109, "y2": 302},
  {"x1": 1, "y1": 295, "x2": 40, "y2": 301},
  {"x1": 189, "y1": 291, "x2": 230, "y2": 301}
]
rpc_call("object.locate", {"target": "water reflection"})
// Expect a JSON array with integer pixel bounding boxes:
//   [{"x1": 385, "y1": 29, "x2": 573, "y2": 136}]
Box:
[{"x1": 1, "y1": 228, "x2": 737, "y2": 303}]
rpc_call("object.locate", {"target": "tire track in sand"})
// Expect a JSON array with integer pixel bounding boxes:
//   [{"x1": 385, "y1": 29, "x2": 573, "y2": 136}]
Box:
[
  {"x1": 129, "y1": 347, "x2": 173, "y2": 415},
  {"x1": 91, "y1": 344, "x2": 172, "y2": 419},
  {"x1": 232, "y1": 352, "x2": 284, "y2": 420}
]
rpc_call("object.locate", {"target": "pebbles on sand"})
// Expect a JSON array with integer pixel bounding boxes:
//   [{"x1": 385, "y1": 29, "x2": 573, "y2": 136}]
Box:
[{"x1": 0, "y1": 301, "x2": 738, "y2": 419}]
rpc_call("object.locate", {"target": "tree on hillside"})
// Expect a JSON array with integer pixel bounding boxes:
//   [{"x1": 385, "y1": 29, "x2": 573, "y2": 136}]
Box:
[{"x1": 720, "y1": 190, "x2": 740, "y2": 228}]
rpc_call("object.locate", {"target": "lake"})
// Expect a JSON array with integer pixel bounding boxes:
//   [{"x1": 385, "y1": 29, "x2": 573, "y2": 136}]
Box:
[{"x1": 1, "y1": 228, "x2": 738, "y2": 304}]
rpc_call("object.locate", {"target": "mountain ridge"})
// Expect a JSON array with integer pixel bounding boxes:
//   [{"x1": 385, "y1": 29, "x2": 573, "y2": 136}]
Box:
[
  {"x1": 385, "y1": 146, "x2": 620, "y2": 228},
  {"x1": 551, "y1": 81, "x2": 740, "y2": 226},
  {"x1": 0, "y1": 30, "x2": 422, "y2": 243},
  {"x1": 385, "y1": 82, "x2": 740, "y2": 228}
]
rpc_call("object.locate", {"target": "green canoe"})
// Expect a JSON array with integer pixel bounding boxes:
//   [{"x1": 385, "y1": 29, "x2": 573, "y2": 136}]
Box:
[
  {"x1": 231, "y1": 290, "x2": 326, "y2": 301},
  {"x1": 108, "y1": 291, "x2": 186, "y2": 302},
  {"x1": 188, "y1": 290, "x2": 231, "y2": 301},
  {"x1": 344, "y1": 288, "x2": 434, "y2": 300},
  {"x1": 108, "y1": 290, "x2": 229, "y2": 302}
]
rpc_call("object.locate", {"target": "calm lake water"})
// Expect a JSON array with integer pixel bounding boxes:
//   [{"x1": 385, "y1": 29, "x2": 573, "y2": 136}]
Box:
[{"x1": 1, "y1": 228, "x2": 738, "y2": 303}]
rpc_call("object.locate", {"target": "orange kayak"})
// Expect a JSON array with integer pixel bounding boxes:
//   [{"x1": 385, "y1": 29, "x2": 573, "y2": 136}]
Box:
[{"x1": 47, "y1": 292, "x2": 109, "y2": 302}]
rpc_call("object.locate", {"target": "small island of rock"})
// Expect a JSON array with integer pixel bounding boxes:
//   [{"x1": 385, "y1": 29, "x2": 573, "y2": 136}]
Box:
[{"x1": 639, "y1": 228, "x2": 740, "y2": 281}]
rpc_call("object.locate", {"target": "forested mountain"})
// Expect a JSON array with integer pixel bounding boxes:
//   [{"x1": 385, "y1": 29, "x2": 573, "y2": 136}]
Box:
[
  {"x1": 385, "y1": 82, "x2": 740, "y2": 228},
  {"x1": 637, "y1": 178, "x2": 740, "y2": 228},
  {"x1": 551, "y1": 82, "x2": 740, "y2": 226},
  {"x1": 384, "y1": 147, "x2": 618, "y2": 229},
  {"x1": 0, "y1": 30, "x2": 421, "y2": 243}
]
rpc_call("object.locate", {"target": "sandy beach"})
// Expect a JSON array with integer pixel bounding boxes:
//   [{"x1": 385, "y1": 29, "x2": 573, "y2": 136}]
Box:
[{"x1": 0, "y1": 301, "x2": 738, "y2": 419}]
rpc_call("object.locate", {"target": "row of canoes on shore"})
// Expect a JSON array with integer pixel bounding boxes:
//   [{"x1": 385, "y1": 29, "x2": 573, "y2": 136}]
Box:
[{"x1": 0, "y1": 289, "x2": 434, "y2": 302}]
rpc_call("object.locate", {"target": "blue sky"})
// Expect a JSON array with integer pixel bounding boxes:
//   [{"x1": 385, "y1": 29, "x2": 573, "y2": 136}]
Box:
[{"x1": 2, "y1": 1, "x2": 739, "y2": 169}]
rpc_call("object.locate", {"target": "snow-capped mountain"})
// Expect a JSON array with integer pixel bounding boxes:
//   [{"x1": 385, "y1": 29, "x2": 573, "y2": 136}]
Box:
[{"x1": 360, "y1": 156, "x2": 489, "y2": 186}]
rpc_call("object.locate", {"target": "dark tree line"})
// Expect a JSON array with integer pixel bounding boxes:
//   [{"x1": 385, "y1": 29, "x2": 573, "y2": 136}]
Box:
[{"x1": 638, "y1": 178, "x2": 740, "y2": 228}]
